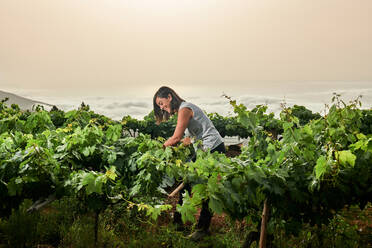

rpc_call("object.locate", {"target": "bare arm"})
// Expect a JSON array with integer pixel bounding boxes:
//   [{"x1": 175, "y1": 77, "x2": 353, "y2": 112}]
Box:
[{"x1": 164, "y1": 107, "x2": 193, "y2": 147}]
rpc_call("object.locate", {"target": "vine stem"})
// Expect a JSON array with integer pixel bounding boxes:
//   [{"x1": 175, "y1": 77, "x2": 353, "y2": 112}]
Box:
[{"x1": 259, "y1": 198, "x2": 269, "y2": 248}]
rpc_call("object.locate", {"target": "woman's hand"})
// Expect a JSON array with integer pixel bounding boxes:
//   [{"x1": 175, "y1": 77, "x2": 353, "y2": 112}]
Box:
[
  {"x1": 182, "y1": 137, "x2": 192, "y2": 146},
  {"x1": 163, "y1": 138, "x2": 174, "y2": 147},
  {"x1": 164, "y1": 137, "x2": 190, "y2": 147}
]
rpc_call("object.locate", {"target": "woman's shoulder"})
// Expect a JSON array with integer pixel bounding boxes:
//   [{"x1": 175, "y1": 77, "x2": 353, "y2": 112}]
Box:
[
  {"x1": 180, "y1": 101, "x2": 193, "y2": 107},
  {"x1": 180, "y1": 101, "x2": 200, "y2": 109},
  {"x1": 180, "y1": 102, "x2": 205, "y2": 116}
]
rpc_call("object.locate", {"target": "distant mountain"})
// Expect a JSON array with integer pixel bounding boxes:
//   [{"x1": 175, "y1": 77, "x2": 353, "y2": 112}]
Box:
[{"x1": 0, "y1": 90, "x2": 53, "y2": 110}]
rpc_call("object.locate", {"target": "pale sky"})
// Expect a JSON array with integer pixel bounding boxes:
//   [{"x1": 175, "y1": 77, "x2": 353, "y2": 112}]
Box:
[{"x1": 1, "y1": 0, "x2": 372, "y2": 99}]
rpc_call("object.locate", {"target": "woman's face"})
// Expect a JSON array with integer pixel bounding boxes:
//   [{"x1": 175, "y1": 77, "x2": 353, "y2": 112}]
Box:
[{"x1": 156, "y1": 94, "x2": 172, "y2": 114}]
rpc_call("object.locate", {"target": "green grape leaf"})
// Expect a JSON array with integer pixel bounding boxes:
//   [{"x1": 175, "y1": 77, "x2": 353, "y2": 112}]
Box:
[
  {"x1": 147, "y1": 204, "x2": 172, "y2": 221},
  {"x1": 107, "y1": 152, "x2": 117, "y2": 164},
  {"x1": 130, "y1": 184, "x2": 141, "y2": 196},
  {"x1": 176, "y1": 203, "x2": 197, "y2": 224},
  {"x1": 336, "y1": 150, "x2": 356, "y2": 167},
  {"x1": 315, "y1": 155, "x2": 327, "y2": 179},
  {"x1": 209, "y1": 196, "x2": 223, "y2": 214},
  {"x1": 192, "y1": 184, "x2": 207, "y2": 196},
  {"x1": 176, "y1": 192, "x2": 198, "y2": 223},
  {"x1": 7, "y1": 180, "x2": 19, "y2": 196},
  {"x1": 105, "y1": 166, "x2": 117, "y2": 181},
  {"x1": 283, "y1": 122, "x2": 294, "y2": 131},
  {"x1": 81, "y1": 173, "x2": 106, "y2": 195},
  {"x1": 106, "y1": 124, "x2": 122, "y2": 141},
  {"x1": 82, "y1": 145, "x2": 96, "y2": 157}
]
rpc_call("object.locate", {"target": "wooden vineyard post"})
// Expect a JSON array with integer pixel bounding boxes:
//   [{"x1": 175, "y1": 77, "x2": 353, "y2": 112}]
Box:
[
  {"x1": 259, "y1": 198, "x2": 269, "y2": 248},
  {"x1": 168, "y1": 182, "x2": 185, "y2": 198}
]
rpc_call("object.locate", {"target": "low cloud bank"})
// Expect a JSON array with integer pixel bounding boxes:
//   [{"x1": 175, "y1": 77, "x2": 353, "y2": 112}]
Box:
[
  {"x1": 104, "y1": 102, "x2": 149, "y2": 110},
  {"x1": 3, "y1": 86, "x2": 371, "y2": 121}
]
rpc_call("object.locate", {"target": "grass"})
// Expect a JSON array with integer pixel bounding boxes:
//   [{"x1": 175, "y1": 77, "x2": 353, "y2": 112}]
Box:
[{"x1": 0, "y1": 198, "x2": 371, "y2": 248}]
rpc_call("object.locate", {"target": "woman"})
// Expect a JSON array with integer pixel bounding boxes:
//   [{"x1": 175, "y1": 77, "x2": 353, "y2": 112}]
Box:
[{"x1": 153, "y1": 86, "x2": 226, "y2": 241}]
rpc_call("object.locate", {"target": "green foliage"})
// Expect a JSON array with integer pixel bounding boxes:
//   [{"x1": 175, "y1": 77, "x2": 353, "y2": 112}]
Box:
[
  {"x1": 122, "y1": 110, "x2": 177, "y2": 139},
  {"x1": 360, "y1": 108, "x2": 372, "y2": 134},
  {"x1": 0, "y1": 101, "x2": 189, "y2": 219},
  {"x1": 289, "y1": 104, "x2": 322, "y2": 126},
  {"x1": 0, "y1": 95, "x2": 371, "y2": 246},
  {"x1": 173, "y1": 94, "x2": 371, "y2": 239},
  {"x1": 208, "y1": 112, "x2": 251, "y2": 138}
]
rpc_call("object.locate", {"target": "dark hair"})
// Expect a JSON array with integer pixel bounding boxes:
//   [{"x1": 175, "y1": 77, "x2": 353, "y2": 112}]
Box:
[{"x1": 153, "y1": 86, "x2": 185, "y2": 124}]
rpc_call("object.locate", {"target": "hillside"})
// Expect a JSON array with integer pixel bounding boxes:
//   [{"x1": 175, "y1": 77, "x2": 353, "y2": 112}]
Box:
[{"x1": 0, "y1": 90, "x2": 53, "y2": 110}]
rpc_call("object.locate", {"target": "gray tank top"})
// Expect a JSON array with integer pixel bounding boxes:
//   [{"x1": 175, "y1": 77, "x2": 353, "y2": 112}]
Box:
[{"x1": 179, "y1": 101, "x2": 223, "y2": 151}]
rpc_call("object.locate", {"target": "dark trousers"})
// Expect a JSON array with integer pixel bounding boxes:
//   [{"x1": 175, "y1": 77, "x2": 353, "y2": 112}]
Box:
[{"x1": 174, "y1": 142, "x2": 226, "y2": 230}]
